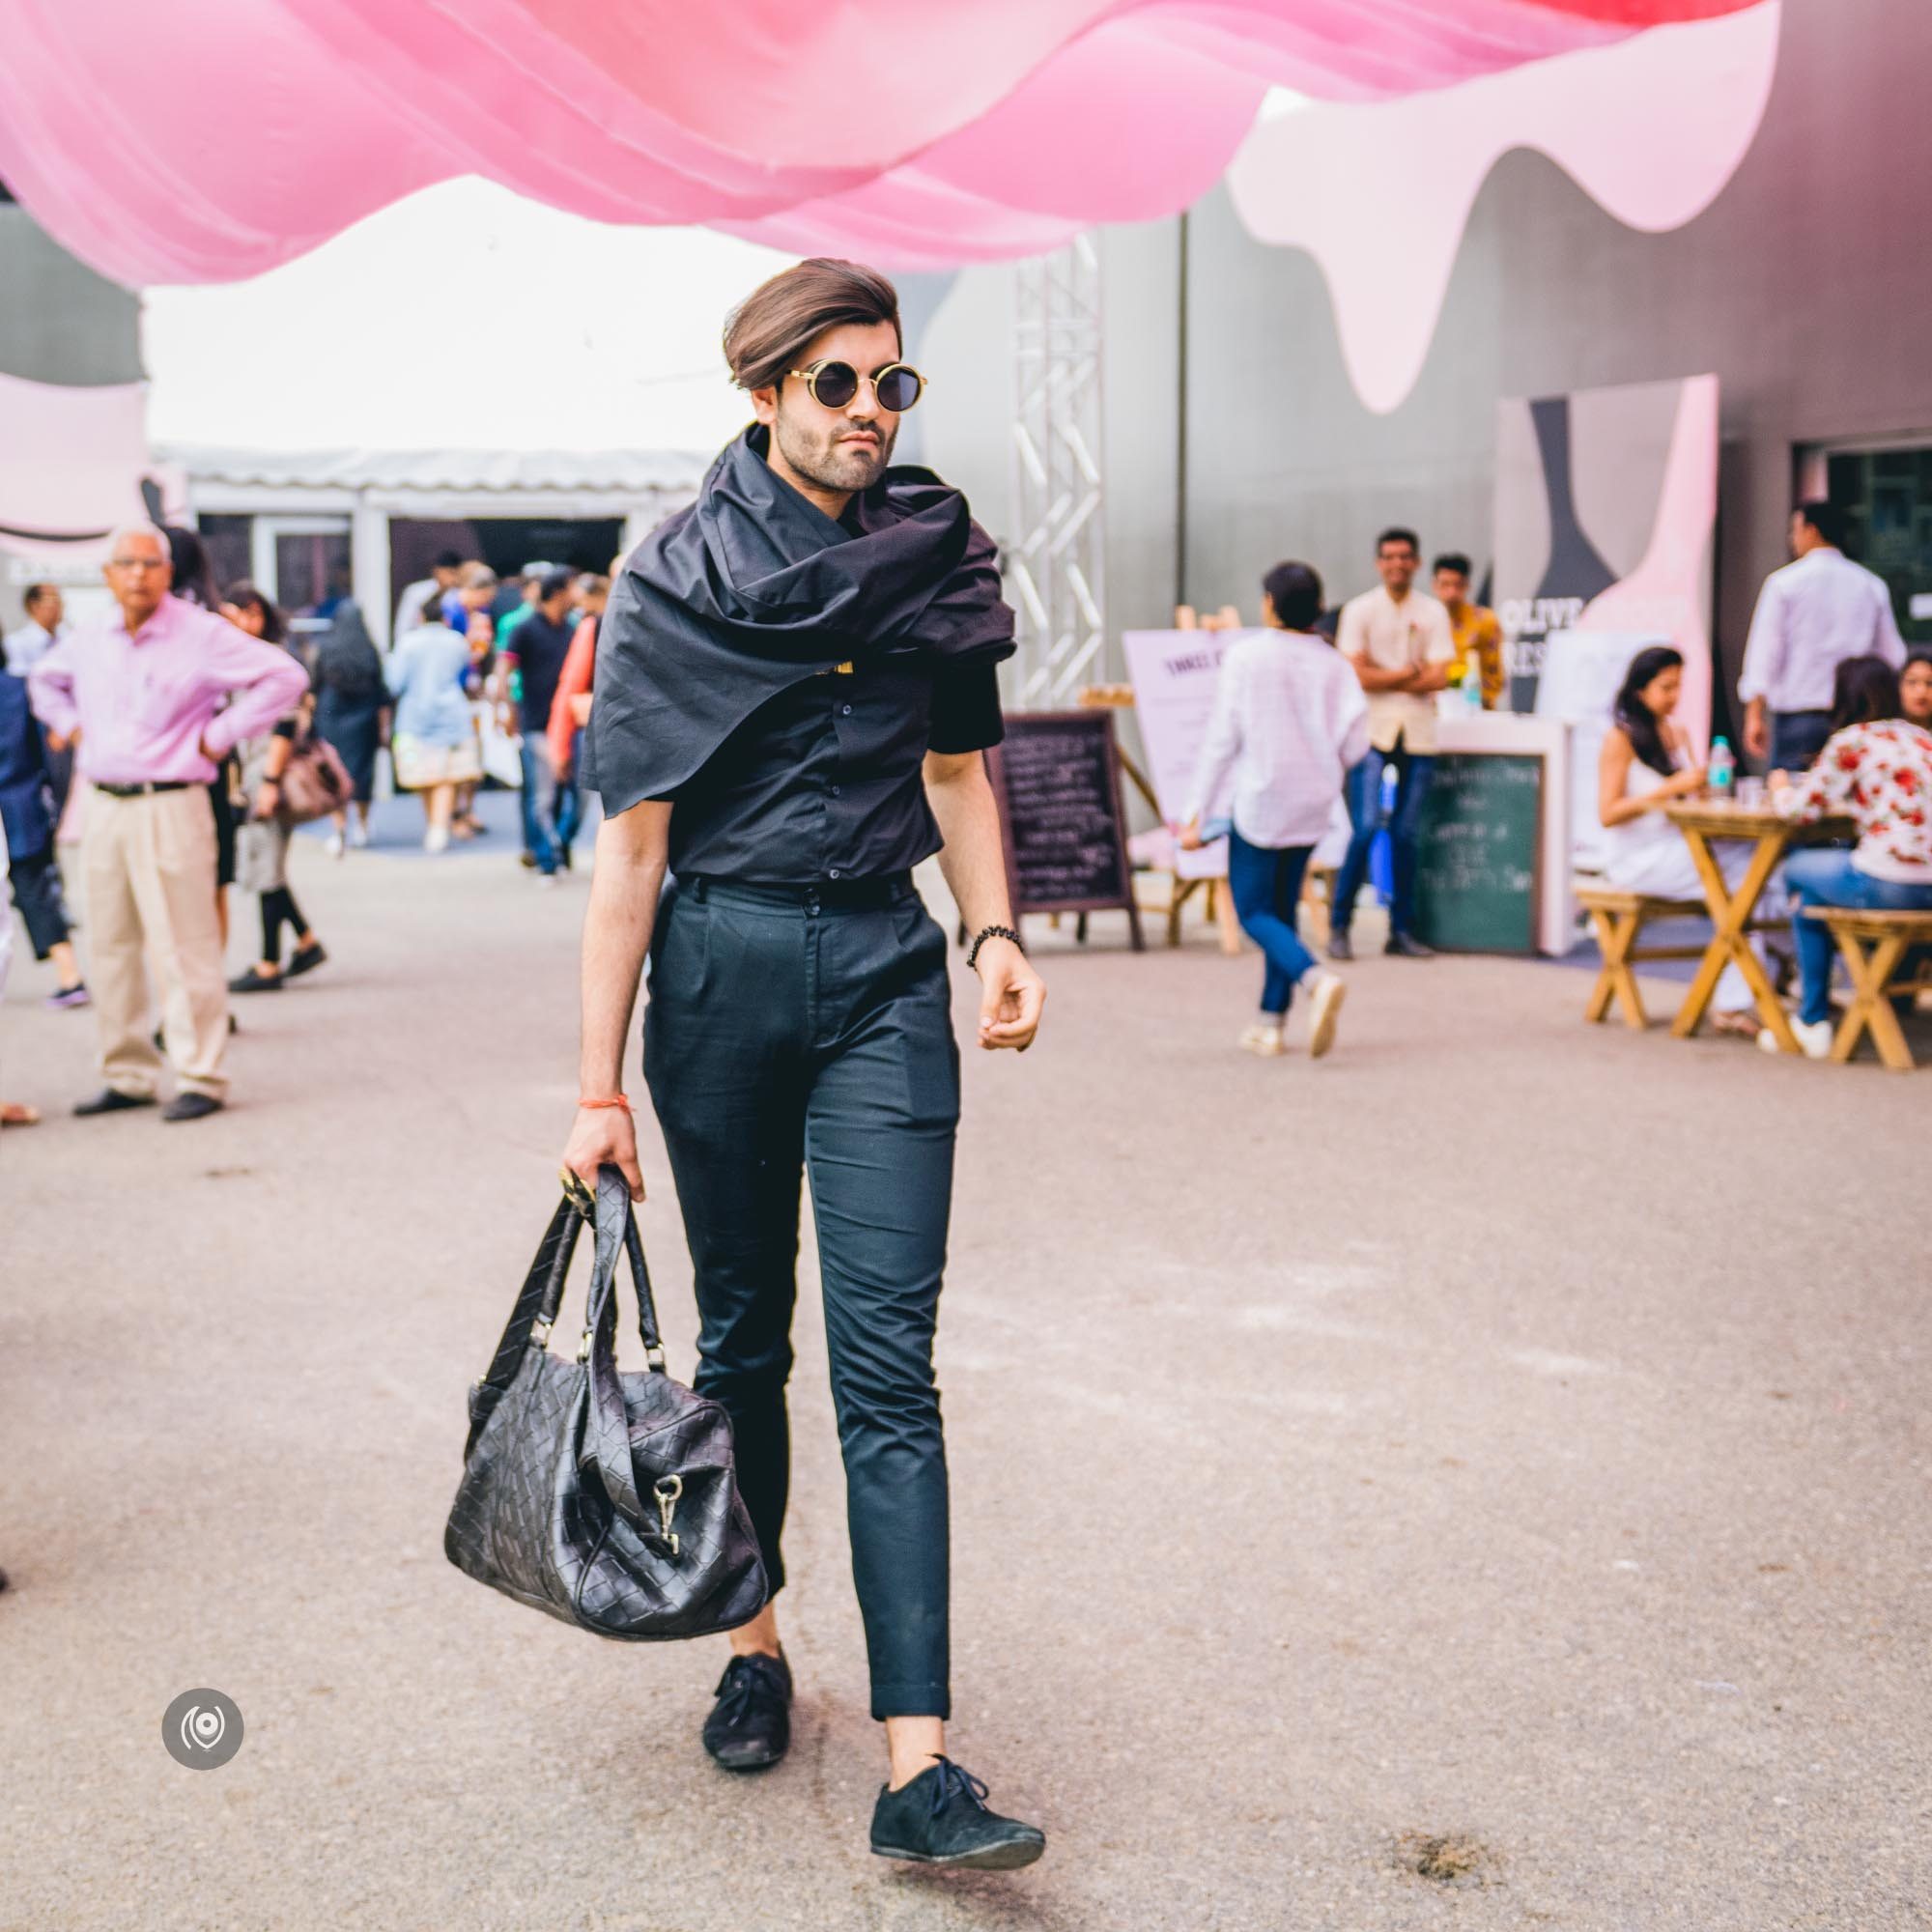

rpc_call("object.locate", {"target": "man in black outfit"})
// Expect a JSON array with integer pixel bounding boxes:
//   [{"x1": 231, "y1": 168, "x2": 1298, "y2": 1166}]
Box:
[
  {"x1": 563, "y1": 259, "x2": 1048, "y2": 1871},
  {"x1": 501, "y1": 568, "x2": 580, "y2": 875}
]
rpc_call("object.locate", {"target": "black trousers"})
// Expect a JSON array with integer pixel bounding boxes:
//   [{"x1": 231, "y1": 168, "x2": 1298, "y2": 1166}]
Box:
[
  {"x1": 260, "y1": 886, "x2": 309, "y2": 966},
  {"x1": 643, "y1": 874, "x2": 959, "y2": 1720}
]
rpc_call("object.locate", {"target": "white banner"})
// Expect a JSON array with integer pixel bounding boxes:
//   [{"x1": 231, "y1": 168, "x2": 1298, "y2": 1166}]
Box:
[{"x1": 1122, "y1": 628, "x2": 1255, "y2": 881}]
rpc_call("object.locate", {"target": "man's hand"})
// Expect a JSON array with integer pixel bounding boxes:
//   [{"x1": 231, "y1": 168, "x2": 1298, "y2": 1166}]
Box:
[
  {"x1": 563, "y1": 1102, "x2": 645, "y2": 1201},
  {"x1": 1743, "y1": 698, "x2": 1770, "y2": 762},
  {"x1": 974, "y1": 939, "x2": 1045, "y2": 1052},
  {"x1": 1177, "y1": 817, "x2": 1204, "y2": 852},
  {"x1": 252, "y1": 781, "x2": 280, "y2": 820}
]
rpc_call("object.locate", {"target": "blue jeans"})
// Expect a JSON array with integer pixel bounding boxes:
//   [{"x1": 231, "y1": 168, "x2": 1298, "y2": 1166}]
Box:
[
  {"x1": 1770, "y1": 710, "x2": 1833, "y2": 772},
  {"x1": 1781, "y1": 847, "x2": 1932, "y2": 1024},
  {"x1": 1227, "y1": 830, "x2": 1316, "y2": 1016},
  {"x1": 518, "y1": 737, "x2": 576, "y2": 874},
  {"x1": 1332, "y1": 744, "x2": 1435, "y2": 939}
]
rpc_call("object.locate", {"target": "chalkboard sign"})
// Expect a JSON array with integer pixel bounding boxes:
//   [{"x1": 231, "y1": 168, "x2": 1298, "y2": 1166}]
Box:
[
  {"x1": 1413, "y1": 753, "x2": 1542, "y2": 954},
  {"x1": 986, "y1": 711, "x2": 1144, "y2": 948}
]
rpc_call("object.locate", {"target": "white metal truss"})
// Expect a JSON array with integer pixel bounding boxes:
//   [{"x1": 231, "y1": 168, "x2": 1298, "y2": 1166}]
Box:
[{"x1": 1007, "y1": 236, "x2": 1106, "y2": 707}]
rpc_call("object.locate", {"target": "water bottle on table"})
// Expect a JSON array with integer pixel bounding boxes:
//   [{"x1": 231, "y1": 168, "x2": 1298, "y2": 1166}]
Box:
[{"x1": 1708, "y1": 735, "x2": 1735, "y2": 799}]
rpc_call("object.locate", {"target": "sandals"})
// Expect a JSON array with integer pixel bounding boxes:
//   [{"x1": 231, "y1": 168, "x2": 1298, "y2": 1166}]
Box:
[{"x1": 1, "y1": 1101, "x2": 42, "y2": 1127}]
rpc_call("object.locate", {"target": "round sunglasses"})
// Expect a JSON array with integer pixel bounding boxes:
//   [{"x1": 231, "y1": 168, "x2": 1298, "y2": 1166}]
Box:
[{"x1": 786, "y1": 358, "x2": 925, "y2": 413}]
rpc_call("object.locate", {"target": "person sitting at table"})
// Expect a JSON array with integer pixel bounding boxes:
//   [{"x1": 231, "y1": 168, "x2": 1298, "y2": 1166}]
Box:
[
  {"x1": 1598, "y1": 644, "x2": 1765, "y2": 1038},
  {"x1": 1179, "y1": 560, "x2": 1363, "y2": 1059},
  {"x1": 1901, "y1": 648, "x2": 1932, "y2": 731},
  {"x1": 1765, "y1": 654, "x2": 1932, "y2": 1059}
]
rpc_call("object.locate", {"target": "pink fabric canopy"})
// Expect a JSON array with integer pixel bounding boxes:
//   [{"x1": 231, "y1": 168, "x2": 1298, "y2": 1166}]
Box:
[{"x1": 0, "y1": 0, "x2": 1758, "y2": 285}]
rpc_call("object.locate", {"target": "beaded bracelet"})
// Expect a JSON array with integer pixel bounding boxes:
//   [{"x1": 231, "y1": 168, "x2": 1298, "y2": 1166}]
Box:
[{"x1": 966, "y1": 924, "x2": 1023, "y2": 971}]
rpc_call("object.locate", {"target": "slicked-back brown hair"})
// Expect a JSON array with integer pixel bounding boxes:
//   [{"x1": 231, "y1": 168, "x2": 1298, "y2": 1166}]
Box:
[{"x1": 723, "y1": 258, "x2": 901, "y2": 394}]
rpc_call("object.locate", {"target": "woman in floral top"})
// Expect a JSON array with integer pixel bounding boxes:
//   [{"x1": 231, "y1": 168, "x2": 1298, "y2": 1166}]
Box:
[{"x1": 1770, "y1": 655, "x2": 1932, "y2": 1056}]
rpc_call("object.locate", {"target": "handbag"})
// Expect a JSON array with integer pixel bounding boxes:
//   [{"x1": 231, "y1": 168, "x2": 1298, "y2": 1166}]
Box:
[
  {"x1": 274, "y1": 733, "x2": 354, "y2": 824},
  {"x1": 444, "y1": 1166, "x2": 769, "y2": 1640}
]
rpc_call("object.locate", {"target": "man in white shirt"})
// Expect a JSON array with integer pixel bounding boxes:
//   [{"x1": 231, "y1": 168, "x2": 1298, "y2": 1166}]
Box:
[
  {"x1": 1740, "y1": 500, "x2": 1903, "y2": 769},
  {"x1": 1180, "y1": 561, "x2": 1366, "y2": 1058},
  {"x1": 3, "y1": 582, "x2": 65, "y2": 675},
  {"x1": 392, "y1": 550, "x2": 470, "y2": 646},
  {"x1": 1328, "y1": 527, "x2": 1455, "y2": 959}
]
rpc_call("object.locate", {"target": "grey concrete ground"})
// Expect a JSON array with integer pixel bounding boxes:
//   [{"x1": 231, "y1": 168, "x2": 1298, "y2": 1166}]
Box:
[{"x1": 1, "y1": 840, "x2": 1927, "y2": 1932}]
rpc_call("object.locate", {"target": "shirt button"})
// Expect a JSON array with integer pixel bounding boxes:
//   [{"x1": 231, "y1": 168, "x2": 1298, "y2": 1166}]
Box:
[
  {"x1": 830, "y1": 784, "x2": 842, "y2": 798},
  {"x1": 840, "y1": 703, "x2": 853, "y2": 716},
  {"x1": 829, "y1": 868, "x2": 842, "y2": 879}
]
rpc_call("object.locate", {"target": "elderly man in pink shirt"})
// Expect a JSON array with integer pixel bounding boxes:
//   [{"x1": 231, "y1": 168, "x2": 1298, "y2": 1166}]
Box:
[{"x1": 29, "y1": 523, "x2": 308, "y2": 1121}]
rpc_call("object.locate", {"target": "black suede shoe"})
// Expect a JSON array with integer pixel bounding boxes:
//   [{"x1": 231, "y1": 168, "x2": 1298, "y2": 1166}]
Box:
[
  {"x1": 1384, "y1": 931, "x2": 1436, "y2": 958},
  {"x1": 1326, "y1": 928, "x2": 1353, "y2": 962},
  {"x1": 73, "y1": 1088, "x2": 156, "y2": 1117},
  {"x1": 870, "y1": 1758, "x2": 1045, "y2": 1871},
  {"x1": 701, "y1": 1651, "x2": 791, "y2": 1771},
  {"x1": 228, "y1": 967, "x2": 284, "y2": 993},
  {"x1": 284, "y1": 942, "x2": 328, "y2": 980}
]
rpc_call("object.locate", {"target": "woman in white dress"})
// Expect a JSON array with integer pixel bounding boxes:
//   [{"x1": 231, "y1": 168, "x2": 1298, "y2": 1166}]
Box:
[{"x1": 1599, "y1": 644, "x2": 1764, "y2": 1037}]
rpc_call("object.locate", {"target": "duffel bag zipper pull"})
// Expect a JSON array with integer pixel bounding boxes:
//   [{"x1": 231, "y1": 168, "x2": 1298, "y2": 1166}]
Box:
[{"x1": 654, "y1": 1474, "x2": 683, "y2": 1556}]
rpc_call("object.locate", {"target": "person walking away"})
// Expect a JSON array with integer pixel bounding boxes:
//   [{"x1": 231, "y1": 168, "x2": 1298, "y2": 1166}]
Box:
[
  {"x1": 220, "y1": 584, "x2": 327, "y2": 992},
  {"x1": 1740, "y1": 500, "x2": 1904, "y2": 771},
  {"x1": 1328, "y1": 527, "x2": 1455, "y2": 959},
  {"x1": 1178, "y1": 561, "x2": 1362, "y2": 1058},
  {"x1": 1765, "y1": 655, "x2": 1932, "y2": 1058},
  {"x1": 500, "y1": 569, "x2": 579, "y2": 877},
  {"x1": 386, "y1": 603, "x2": 481, "y2": 853},
  {"x1": 5, "y1": 583, "x2": 73, "y2": 820},
  {"x1": 547, "y1": 573, "x2": 608, "y2": 798},
  {"x1": 1433, "y1": 553, "x2": 1505, "y2": 709},
  {"x1": 1, "y1": 646, "x2": 87, "y2": 1008},
  {"x1": 1598, "y1": 645, "x2": 1768, "y2": 1038},
  {"x1": 311, "y1": 600, "x2": 389, "y2": 856},
  {"x1": 27, "y1": 523, "x2": 307, "y2": 1121},
  {"x1": 565, "y1": 259, "x2": 1048, "y2": 1870},
  {"x1": 394, "y1": 549, "x2": 468, "y2": 641}
]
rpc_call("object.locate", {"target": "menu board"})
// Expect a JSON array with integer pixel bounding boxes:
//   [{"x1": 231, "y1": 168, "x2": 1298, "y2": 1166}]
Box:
[
  {"x1": 986, "y1": 711, "x2": 1143, "y2": 946},
  {"x1": 1412, "y1": 753, "x2": 1542, "y2": 954}
]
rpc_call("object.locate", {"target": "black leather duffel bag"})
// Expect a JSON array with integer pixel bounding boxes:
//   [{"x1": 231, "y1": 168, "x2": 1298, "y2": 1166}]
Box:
[{"x1": 445, "y1": 1165, "x2": 768, "y2": 1639}]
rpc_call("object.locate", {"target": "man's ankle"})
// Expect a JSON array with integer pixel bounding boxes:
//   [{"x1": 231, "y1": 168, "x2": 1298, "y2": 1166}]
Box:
[{"x1": 887, "y1": 1751, "x2": 943, "y2": 1792}]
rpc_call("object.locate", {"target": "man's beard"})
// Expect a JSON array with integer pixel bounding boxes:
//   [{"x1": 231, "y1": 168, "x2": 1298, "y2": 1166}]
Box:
[{"x1": 772, "y1": 404, "x2": 897, "y2": 496}]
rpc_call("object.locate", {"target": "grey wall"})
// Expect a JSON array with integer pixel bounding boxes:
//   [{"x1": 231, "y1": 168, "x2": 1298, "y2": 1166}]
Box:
[
  {"x1": 0, "y1": 204, "x2": 141, "y2": 386},
  {"x1": 1181, "y1": 0, "x2": 1932, "y2": 704},
  {"x1": 924, "y1": 0, "x2": 1932, "y2": 708}
]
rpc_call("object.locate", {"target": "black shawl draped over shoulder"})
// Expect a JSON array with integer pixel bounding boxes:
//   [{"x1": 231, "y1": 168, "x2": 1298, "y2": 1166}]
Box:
[{"x1": 582, "y1": 424, "x2": 1015, "y2": 818}]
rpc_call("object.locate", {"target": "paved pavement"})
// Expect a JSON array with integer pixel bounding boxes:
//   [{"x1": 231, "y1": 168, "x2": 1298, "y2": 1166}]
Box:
[{"x1": 2, "y1": 840, "x2": 1927, "y2": 1930}]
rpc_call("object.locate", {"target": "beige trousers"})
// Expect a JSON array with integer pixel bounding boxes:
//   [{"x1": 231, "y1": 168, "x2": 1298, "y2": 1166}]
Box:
[{"x1": 82, "y1": 787, "x2": 229, "y2": 1100}]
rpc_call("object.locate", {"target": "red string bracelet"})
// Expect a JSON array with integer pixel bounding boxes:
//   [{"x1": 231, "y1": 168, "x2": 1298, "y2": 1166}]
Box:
[{"x1": 578, "y1": 1094, "x2": 634, "y2": 1112}]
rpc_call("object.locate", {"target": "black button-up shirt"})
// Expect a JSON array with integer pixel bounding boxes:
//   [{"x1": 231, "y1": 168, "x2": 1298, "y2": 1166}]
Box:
[{"x1": 662, "y1": 656, "x2": 1003, "y2": 882}]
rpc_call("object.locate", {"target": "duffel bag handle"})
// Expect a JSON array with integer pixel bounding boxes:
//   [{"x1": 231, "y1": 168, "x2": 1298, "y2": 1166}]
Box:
[{"x1": 578, "y1": 1166, "x2": 678, "y2": 1538}]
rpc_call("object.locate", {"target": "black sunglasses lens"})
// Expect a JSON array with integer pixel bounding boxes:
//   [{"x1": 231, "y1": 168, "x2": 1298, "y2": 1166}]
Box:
[
  {"x1": 810, "y1": 361, "x2": 859, "y2": 408},
  {"x1": 876, "y1": 367, "x2": 921, "y2": 412}
]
